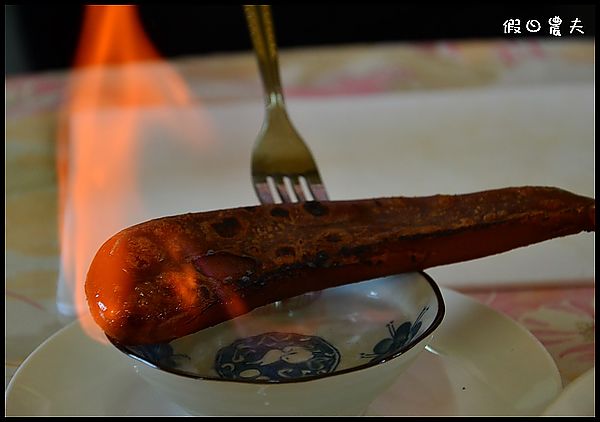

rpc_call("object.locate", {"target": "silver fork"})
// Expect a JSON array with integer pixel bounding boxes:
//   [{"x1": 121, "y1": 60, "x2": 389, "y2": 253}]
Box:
[{"x1": 244, "y1": 5, "x2": 329, "y2": 204}]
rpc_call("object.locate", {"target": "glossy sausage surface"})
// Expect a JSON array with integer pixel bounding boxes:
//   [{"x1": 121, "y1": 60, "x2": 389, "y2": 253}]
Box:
[{"x1": 85, "y1": 186, "x2": 595, "y2": 345}]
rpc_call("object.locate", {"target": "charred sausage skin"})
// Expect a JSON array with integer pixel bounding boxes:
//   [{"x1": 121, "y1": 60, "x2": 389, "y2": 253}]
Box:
[{"x1": 85, "y1": 186, "x2": 595, "y2": 345}]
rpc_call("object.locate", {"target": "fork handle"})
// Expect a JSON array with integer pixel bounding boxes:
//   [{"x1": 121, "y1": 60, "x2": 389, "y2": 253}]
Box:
[{"x1": 244, "y1": 5, "x2": 285, "y2": 108}]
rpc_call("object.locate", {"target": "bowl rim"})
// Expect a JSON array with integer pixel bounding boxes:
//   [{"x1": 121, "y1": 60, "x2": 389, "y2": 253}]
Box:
[{"x1": 109, "y1": 271, "x2": 445, "y2": 385}]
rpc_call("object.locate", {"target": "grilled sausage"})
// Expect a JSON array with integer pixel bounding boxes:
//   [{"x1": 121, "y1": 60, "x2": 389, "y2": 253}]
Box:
[{"x1": 85, "y1": 186, "x2": 595, "y2": 344}]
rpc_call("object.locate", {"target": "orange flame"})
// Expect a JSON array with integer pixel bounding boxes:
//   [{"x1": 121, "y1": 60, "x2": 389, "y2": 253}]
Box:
[{"x1": 57, "y1": 5, "x2": 214, "y2": 342}]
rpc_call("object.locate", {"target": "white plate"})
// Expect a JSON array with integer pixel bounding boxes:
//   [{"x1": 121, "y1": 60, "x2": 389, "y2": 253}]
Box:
[
  {"x1": 5, "y1": 288, "x2": 562, "y2": 416},
  {"x1": 542, "y1": 367, "x2": 594, "y2": 416}
]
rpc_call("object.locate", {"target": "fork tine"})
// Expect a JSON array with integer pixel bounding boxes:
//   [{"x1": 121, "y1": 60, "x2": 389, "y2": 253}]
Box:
[
  {"x1": 273, "y1": 175, "x2": 294, "y2": 203},
  {"x1": 306, "y1": 174, "x2": 329, "y2": 201},
  {"x1": 309, "y1": 183, "x2": 329, "y2": 201},
  {"x1": 291, "y1": 176, "x2": 308, "y2": 202},
  {"x1": 253, "y1": 177, "x2": 276, "y2": 204}
]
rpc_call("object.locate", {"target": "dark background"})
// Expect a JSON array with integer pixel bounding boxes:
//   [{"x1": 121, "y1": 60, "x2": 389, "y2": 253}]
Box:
[{"x1": 5, "y1": 4, "x2": 596, "y2": 75}]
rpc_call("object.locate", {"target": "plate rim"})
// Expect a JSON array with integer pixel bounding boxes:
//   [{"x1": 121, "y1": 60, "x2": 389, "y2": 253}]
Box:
[{"x1": 5, "y1": 287, "x2": 562, "y2": 416}]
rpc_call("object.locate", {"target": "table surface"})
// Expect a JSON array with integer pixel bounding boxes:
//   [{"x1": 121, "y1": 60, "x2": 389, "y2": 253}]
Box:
[{"x1": 5, "y1": 39, "x2": 594, "y2": 408}]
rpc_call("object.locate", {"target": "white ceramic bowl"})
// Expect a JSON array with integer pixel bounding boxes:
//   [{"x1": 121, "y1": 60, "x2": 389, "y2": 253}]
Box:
[{"x1": 109, "y1": 271, "x2": 445, "y2": 416}]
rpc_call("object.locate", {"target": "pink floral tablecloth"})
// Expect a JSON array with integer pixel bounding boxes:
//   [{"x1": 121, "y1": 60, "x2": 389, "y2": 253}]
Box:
[
  {"x1": 5, "y1": 40, "x2": 594, "y2": 394},
  {"x1": 466, "y1": 285, "x2": 594, "y2": 384}
]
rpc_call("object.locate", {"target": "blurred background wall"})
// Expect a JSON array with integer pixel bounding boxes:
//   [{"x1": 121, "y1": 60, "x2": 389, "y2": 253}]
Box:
[{"x1": 5, "y1": 4, "x2": 596, "y2": 75}]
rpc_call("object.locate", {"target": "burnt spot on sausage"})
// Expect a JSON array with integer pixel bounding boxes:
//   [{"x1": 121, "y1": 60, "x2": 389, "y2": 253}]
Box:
[
  {"x1": 276, "y1": 246, "x2": 296, "y2": 257},
  {"x1": 279, "y1": 262, "x2": 305, "y2": 273},
  {"x1": 211, "y1": 217, "x2": 242, "y2": 238},
  {"x1": 243, "y1": 206, "x2": 258, "y2": 213},
  {"x1": 325, "y1": 233, "x2": 342, "y2": 243},
  {"x1": 270, "y1": 207, "x2": 290, "y2": 218},
  {"x1": 198, "y1": 285, "x2": 211, "y2": 300},
  {"x1": 236, "y1": 275, "x2": 252, "y2": 289},
  {"x1": 314, "y1": 250, "x2": 330, "y2": 267},
  {"x1": 253, "y1": 277, "x2": 267, "y2": 287},
  {"x1": 409, "y1": 251, "x2": 426, "y2": 264},
  {"x1": 303, "y1": 201, "x2": 329, "y2": 217},
  {"x1": 302, "y1": 250, "x2": 331, "y2": 269},
  {"x1": 340, "y1": 245, "x2": 372, "y2": 258}
]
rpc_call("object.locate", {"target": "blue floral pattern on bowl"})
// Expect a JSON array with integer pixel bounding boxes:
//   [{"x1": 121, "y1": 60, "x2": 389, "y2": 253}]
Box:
[
  {"x1": 215, "y1": 332, "x2": 340, "y2": 382},
  {"x1": 108, "y1": 272, "x2": 444, "y2": 394},
  {"x1": 119, "y1": 305, "x2": 430, "y2": 379},
  {"x1": 360, "y1": 306, "x2": 429, "y2": 363}
]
